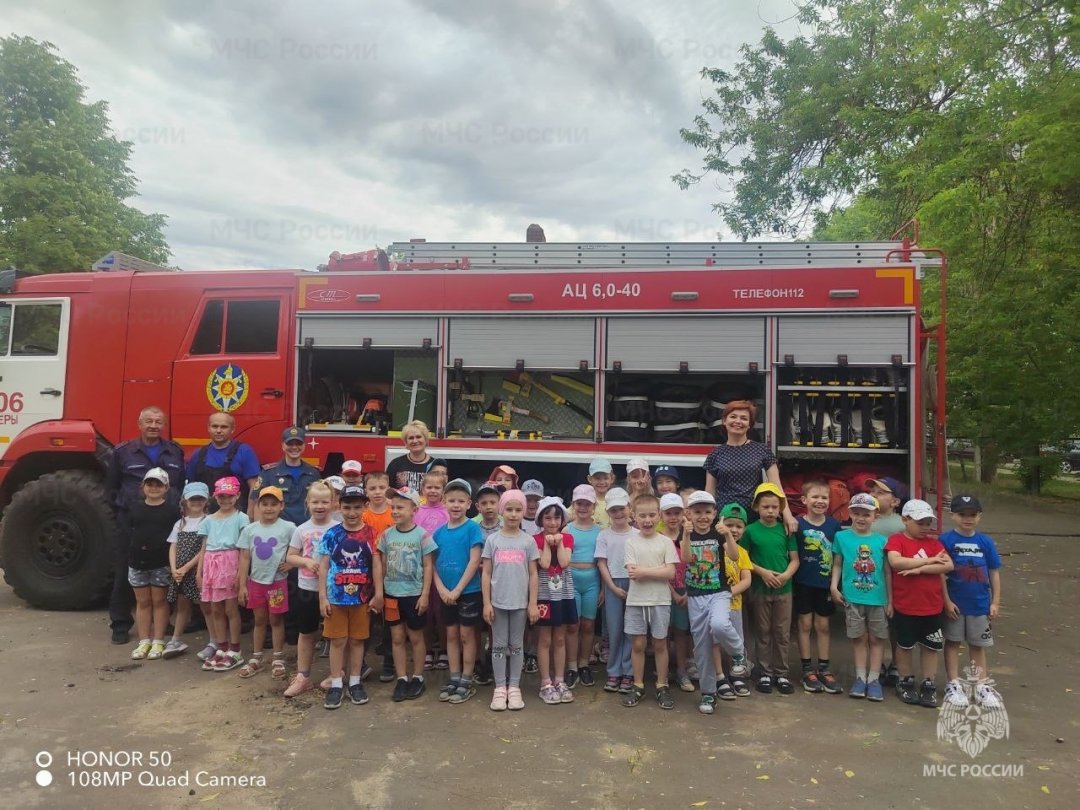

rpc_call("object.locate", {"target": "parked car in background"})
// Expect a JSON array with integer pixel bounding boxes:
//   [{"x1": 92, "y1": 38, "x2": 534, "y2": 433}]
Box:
[
  {"x1": 947, "y1": 438, "x2": 975, "y2": 459},
  {"x1": 1062, "y1": 440, "x2": 1080, "y2": 474}
]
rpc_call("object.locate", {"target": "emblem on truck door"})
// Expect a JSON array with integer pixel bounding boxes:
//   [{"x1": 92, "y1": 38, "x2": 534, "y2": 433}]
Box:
[{"x1": 206, "y1": 363, "x2": 250, "y2": 412}]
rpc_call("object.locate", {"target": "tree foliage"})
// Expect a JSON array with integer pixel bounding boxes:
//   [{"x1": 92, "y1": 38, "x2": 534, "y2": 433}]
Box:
[
  {"x1": 0, "y1": 36, "x2": 169, "y2": 273},
  {"x1": 676, "y1": 0, "x2": 1079, "y2": 491}
]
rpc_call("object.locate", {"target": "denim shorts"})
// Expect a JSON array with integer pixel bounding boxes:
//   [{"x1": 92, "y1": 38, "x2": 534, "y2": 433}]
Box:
[{"x1": 128, "y1": 566, "x2": 171, "y2": 589}]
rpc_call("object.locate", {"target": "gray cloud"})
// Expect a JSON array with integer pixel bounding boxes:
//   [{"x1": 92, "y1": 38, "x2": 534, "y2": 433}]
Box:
[{"x1": 4, "y1": 0, "x2": 797, "y2": 268}]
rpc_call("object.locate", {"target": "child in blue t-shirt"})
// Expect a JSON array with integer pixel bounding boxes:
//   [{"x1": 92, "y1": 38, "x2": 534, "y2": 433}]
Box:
[
  {"x1": 940, "y1": 495, "x2": 1003, "y2": 709},
  {"x1": 377, "y1": 487, "x2": 437, "y2": 702},
  {"x1": 433, "y1": 479, "x2": 486, "y2": 703},
  {"x1": 793, "y1": 480, "x2": 842, "y2": 694},
  {"x1": 831, "y1": 493, "x2": 891, "y2": 701},
  {"x1": 196, "y1": 476, "x2": 250, "y2": 672},
  {"x1": 315, "y1": 485, "x2": 381, "y2": 710}
]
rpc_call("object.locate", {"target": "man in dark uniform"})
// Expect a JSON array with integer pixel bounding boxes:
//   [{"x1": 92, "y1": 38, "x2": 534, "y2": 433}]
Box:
[
  {"x1": 252, "y1": 427, "x2": 321, "y2": 646},
  {"x1": 187, "y1": 411, "x2": 261, "y2": 511},
  {"x1": 250, "y1": 426, "x2": 320, "y2": 526},
  {"x1": 105, "y1": 406, "x2": 185, "y2": 644}
]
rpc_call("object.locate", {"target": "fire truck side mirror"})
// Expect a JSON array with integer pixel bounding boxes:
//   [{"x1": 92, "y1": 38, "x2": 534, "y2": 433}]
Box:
[
  {"x1": 515, "y1": 359, "x2": 525, "y2": 372},
  {"x1": 612, "y1": 361, "x2": 622, "y2": 373},
  {"x1": 748, "y1": 362, "x2": 759, "y2": 374}
]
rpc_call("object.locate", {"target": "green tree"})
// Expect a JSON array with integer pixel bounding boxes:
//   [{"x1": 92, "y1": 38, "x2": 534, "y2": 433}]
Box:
[
  {"x1": 676, "y1": 0, "x2": 1079, "y2": 492},
  {"x1": 0, "y1": 35, "x2": 169, "y2": 273}
]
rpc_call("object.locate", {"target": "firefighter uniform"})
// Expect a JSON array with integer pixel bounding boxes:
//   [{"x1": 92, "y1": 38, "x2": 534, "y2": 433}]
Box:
[
  {"x1": 252, "y1": 459, "x2": 321, "y2": 526},
  {"x1": 105, "y1": 439, "x2": 185, "y2": 635}
]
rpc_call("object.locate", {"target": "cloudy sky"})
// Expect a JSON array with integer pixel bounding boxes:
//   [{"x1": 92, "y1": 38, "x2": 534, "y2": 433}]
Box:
[{"x1": 6, "y1": 0, "x2": 799, "y2": 270}]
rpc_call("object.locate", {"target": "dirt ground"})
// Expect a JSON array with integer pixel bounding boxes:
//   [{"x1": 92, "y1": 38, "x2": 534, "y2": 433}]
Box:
[{"x1": 0, "y1": 490, "x2": 1076, "y2": 809}]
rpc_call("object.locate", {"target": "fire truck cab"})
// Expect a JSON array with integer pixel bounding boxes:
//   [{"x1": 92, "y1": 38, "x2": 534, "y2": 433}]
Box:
[{"x1": 0, "y1": 240, "x2": 945, "y2": 609}]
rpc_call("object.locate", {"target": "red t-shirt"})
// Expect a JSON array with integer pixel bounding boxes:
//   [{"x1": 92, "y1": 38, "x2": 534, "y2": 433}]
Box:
[
  {"x1": 885, "y1": 532, "x2": 946, "y2": 616},
  {"x1": 534, "y1": 532, "x2": 574, "y2": 577}
]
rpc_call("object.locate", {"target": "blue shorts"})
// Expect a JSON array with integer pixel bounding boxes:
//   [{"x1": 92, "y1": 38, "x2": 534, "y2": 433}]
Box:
[
  {"x1": 572, "y1": 566, "x2": 601, "y2": 621},
  {"x1": 671, "y1": 601, "x2": 690, "y2": 633},
  {"x1": 537, "y1": 599, "x2": 579, "y2": 627}
]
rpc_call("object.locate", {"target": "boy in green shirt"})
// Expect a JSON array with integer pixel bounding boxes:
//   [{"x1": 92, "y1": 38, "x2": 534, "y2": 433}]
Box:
[{"x1": 739, "y1": 483, "x2": 799, "y2": 694}]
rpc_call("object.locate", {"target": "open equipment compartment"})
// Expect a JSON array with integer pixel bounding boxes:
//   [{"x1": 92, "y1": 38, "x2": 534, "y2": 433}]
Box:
[
  {"x1": 602, "y1": 313, "x2": 767, "y2": 445},
  {"x1": 604, "y1": 371, "x2": 765, "y2": 444},
  {"x1": 443, "y1": 315, "x2": 597, "y2": 440},
  {"x1": 296, "y1": 313, "x2": 438, "y2": 433}
]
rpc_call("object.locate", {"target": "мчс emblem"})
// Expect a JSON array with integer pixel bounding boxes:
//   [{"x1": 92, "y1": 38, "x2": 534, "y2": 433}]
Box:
[
  {"x1": 936, "y1": 664, "x2": 1009, "y2": 758},
  {"x1": 206, "y1": 363, "x2": 250, "y2": 413}
]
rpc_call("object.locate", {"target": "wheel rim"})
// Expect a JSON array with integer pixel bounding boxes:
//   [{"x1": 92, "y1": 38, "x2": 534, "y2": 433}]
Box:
[{"x1": 31, "y1": 512, "x2": 87, "y2": 577}]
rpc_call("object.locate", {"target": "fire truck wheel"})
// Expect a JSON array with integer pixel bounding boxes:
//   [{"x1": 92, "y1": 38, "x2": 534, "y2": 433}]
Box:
[{"x1": 1, "y1": 470, "x2": 115, "y2": 610}]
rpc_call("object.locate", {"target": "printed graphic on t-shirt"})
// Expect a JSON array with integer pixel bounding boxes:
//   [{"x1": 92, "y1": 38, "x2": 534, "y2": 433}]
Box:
[
  {"x1": 252, "y1": 535, "x2": 279, "y2": 560},
  {"x1": 801, "y1": 528, "x2": 833, "y2": 578},
  {"x1": 852, "y1": 544, "x2": 877, "y2": 591},
  {"x1": 386, "y1": 543, "x2": 420, "y2": 582},
  {"x1": 294, "y1": 527, "x2": 325, "y2": 583},
  {"x1": 494, "y1": 547, "x2": 527, "y2": 565},
  {"x1": 951, "y1": 543, "x2": 990, "y2": 583},
  {"x1": 319, "y1": 526, "x2": 376, "y2": 605}
]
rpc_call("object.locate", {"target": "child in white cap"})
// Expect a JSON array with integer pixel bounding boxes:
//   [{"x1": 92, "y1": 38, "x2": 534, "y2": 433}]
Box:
[
  {"x1": 595, "y1": 487, "x2": 636, "y2": 694},
  {"x1": 124, "y1": 468, "x2": 179, "y2": 661}
]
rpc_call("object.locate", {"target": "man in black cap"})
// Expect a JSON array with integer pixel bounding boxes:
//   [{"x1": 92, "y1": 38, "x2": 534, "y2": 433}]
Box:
[{"x1": 250, "y1": 427, "x2": 321, "y2": 526}]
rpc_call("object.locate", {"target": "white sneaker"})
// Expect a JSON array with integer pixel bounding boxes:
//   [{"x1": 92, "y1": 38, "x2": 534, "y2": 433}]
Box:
[
  {"x1": 944, "y1": 680, "x2": 969, "y2": 707},
  {"x1": 975, "y1": 682, "x2": 1002, "y2": 708}
]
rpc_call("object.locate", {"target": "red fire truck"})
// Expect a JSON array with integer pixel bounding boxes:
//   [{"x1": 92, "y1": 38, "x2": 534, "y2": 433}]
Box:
[{"x1": 0, "y1": 237, "x2": 946, "y2": 609}]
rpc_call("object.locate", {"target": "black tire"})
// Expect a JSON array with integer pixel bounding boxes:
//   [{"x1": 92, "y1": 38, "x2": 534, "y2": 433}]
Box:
[{"x1": 1, "y1": 470, "x2": 115, "y2": 610}]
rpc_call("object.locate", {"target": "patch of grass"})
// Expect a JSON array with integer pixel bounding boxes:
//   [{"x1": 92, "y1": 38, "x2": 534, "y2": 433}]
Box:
[{"x1": 948, "y1": 463, "x2": 1080, "y2": 503}]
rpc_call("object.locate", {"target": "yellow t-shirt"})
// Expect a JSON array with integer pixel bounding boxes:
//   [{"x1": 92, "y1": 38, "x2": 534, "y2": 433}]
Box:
[
  {"x1": 592, "y1": 497, "x2": 611, "y2": 529},
  {"x1": 724, "y1": 545, "x2": 753, "y2": 611}
]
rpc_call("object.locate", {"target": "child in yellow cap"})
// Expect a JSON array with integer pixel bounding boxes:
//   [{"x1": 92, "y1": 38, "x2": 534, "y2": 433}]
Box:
[{"x1": 738, "y1": 482, "x2": 799, "y2": 695}]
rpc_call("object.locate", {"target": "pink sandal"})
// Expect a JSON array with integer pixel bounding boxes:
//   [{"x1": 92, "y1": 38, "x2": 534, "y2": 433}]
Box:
[{"x1": 238, "y1": 656, "x2": 264, "y2": 678}]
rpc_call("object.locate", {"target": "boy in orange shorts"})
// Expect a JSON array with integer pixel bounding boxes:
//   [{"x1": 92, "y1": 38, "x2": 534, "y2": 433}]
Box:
[{"x1": 316, "y1": 484, "x2": 382, "y2": 709}]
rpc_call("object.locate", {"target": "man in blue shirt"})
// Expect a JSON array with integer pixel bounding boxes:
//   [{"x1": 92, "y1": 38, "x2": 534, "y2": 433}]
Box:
[
  {"x1": 187, "y1": 411, "x2": 261, "y2": 510},
  {"x1": 105, "y1": 406, "x2": 185, "y2": 644},
  {"x1": 250, "y1": 427, "x2": 321, "y2": 527}
]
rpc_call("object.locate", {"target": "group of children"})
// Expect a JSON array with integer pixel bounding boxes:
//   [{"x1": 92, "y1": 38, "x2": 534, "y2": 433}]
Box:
[{"x1": 121, "y1": 456, "x2": 1002, "y2": 714}]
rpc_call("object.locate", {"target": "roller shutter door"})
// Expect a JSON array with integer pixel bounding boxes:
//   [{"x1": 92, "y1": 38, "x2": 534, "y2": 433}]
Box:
[
  {"x1": 605, "y1": 317, "x2": 765, "y2": 372},
  {"x1": 298, "y1": 316, "x2": 438, "y2": 348},
  {"x1": 448, "y1": 317, "x2": 595, "y2": 369},
  {"x1": 776, "y1": 315, "x2": 911, "y2": 364}
]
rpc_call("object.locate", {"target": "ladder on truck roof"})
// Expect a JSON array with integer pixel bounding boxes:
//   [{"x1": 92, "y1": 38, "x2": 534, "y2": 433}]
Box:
[
  {"x1": 385, "y1": 240, "x2": 941, "y2": 270},
  {"x1": 92, "y1": 251, "x2": 176, "y2": 273}
]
